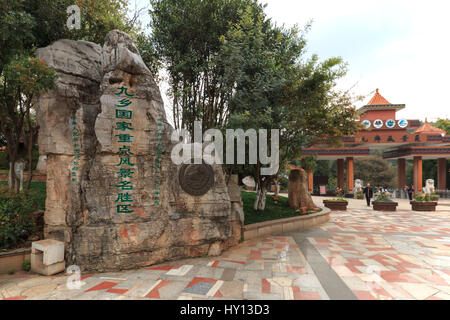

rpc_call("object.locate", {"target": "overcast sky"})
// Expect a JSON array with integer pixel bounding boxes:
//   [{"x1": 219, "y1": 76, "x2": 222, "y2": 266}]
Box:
[{"x1": 132, "y1": 0, "x2": 450, "y2": 121}]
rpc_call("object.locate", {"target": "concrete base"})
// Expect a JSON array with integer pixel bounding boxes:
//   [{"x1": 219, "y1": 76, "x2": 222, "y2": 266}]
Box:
[
  {"x1": 31, "y1": 258, "x2": 65, "y2": 276},
  {"x1": 31, "y1": 239, "x2": 65, "y2": 276}
]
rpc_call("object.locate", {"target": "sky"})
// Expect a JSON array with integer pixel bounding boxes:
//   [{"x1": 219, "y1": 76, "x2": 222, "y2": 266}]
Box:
[{"x1": 131, "y1": 0, "x2": 450, "y2": 121}]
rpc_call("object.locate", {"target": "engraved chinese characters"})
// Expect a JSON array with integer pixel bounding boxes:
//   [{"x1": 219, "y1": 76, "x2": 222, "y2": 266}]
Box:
[
  {"x1": 179, "y1": 163, "x2": 215, "y2": 196},
  {"x1": 70, "y1": 116, "x2": 81, "y2": 182},
  {"x1": 114, "y1": 86, "x2": 135, "y2": 214}
]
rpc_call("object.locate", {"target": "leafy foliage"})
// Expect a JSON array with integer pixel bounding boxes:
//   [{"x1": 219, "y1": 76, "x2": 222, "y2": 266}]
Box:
[
  {"x1": 435, "y1": 118, "x2": 450, "y2": 135},
  {"x1": 374, "y1": 191, "x2": 393, "y2": 202},
  {"x1": 3, "y1": 56, "x2": 56, "y2": 96},
  {"x1": 299, "y1": 156, "x2": 318, "y2": 173},
  {"x1": 0, "y1": 55, "x2": 56, "y2": 191},
  {"x1": 0, "y1": 187, "x2": 38, "y2": 249},
  {"x1": 413, "y1": 192, "x2": 438, "y2": 203},
  {"x1": 0, "y1": 0, "x2": 35, "y2": 69},
  {"x1": 149, "y1": 0, "x2": 265, "y2": 132},
  {"x1": 0, "y1": 182, "x2": 45, "y2": 250},
  {"x1": 21, "y1": 0, "x2": 134, "y2": 47},
  {"x1": 325, "y1": 185, "x2": 347, "y2": 202},
  {"x1": 215, "y1": 4, "x2": 359, "y2": 210},
  {"x1": 0, "y1": 151, "x2": 8, "y2": 169},
  {"x1": 354, "y1": 156, "x2": 397, "y2": 189},
  {"x1": 326, "y1": 177, "x2": 337, "y2": 194},
  {"x1": 1, "y1": 0, "x2": 140, "y2": 192},
  {"x1": 22, "y1": 259, "x2": 31, "y2": 271}
]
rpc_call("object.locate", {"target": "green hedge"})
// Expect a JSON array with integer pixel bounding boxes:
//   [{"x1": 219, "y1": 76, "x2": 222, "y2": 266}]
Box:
[{"x1": 0, "y1": 182, "x2": 46, "y2": 250}]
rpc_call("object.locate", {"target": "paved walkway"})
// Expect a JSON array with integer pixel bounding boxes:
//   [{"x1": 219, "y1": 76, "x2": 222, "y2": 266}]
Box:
[{"x1": 1, "y1": 201, "x2": 449, "y2": 300}]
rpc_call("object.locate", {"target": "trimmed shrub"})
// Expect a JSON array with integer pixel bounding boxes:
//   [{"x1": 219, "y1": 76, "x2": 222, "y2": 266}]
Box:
[
  {"x1": 23, "y1": 259, "x2": 31, "y2": 272},
  {"x1": 0, "y1": 186, "x2": 40, "y2": 250}
]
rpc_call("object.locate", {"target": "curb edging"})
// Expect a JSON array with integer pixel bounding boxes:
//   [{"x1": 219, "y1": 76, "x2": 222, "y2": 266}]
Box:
[{"x1": 243, "y1": 207, "x2": 331, "y2": 240}]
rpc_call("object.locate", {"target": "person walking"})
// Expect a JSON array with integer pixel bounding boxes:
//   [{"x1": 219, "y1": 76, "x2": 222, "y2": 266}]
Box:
[
  {"x1": 363, "y1": 183, "x2": 374, "y2": 207},
  {"x1": 407, "y1": 186, "x2": 414, "y2": 201}
]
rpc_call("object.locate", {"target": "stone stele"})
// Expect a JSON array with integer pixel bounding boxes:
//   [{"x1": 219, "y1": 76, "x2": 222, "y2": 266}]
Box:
[{"x1": 35, "y1": 30, "x2": 242, "y2": 272}]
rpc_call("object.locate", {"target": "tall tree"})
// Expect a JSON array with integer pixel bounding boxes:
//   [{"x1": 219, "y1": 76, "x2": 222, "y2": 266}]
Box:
[
  {"x1": 22, "y1": 0, "x2": 134, "y2": 46},
  {"x1": 0, "y1": 0, "x2": 140, "y2": 192},
  {"x1": 223, "y1": 8, "x2": 359, "y2": 210},
  {"x1": 148, "y1": 0, "x2": 359, "y2": 210},
  {"x1": 149, "y1": 0, "x2": 265, "y2": 133},
  {"x1": 0, "y1": 56, "x2": 56, "y2": 191}
]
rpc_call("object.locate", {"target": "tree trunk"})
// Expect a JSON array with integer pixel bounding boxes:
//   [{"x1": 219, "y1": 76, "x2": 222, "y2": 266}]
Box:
[
  {"x1": 8, "y1": 160, "x2": 16, "y2": 192},
  {"x1": 6, "y1": 136, "x2": 18, "y2": 192},
  {"x1": 254, "y1": 187, "x2": 267, "y2": 211},
  {"x1": 26, "y1": 138, "x2": 33, "y2": 191},
  {"x1": 25, "y1": 111, "x2": 36, "y2": 191},
  {"x1": 274, "y1": 178, "x2": 279, "y2": 196},
  {"x1": 288, "y1": 168, "x2": 320, "y2": 214},
  {"x1": 8, "y1": 162, "x2": 13, "y2": 190}
]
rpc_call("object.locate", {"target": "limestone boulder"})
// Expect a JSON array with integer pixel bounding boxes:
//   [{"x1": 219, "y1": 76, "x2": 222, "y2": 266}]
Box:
[{"x1": 36, "y1": 30, "x2": 242, "y2": 271}]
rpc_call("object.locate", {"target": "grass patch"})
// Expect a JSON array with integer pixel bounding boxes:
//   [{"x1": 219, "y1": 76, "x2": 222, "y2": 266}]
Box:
[{"x1": 242, "y1": 191, "x2": 319, "y2": 225}]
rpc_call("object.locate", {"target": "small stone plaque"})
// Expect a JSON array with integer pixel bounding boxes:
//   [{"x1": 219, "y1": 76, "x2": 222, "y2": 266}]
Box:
[{"x1": 179, "y1": 163, "x2": 215, "y2": 196}]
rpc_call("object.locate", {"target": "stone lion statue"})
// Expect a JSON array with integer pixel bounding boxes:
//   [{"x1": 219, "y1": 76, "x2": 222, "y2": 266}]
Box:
[
  {"x1": 354, "y1": 179, "x2": 363, "y2": 191},
  {"x1": 424, "y1": 179, "x2": 435, "y2": 195}
]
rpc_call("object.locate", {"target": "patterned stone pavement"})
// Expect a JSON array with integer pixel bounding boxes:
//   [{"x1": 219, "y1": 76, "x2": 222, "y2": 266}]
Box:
[{"x1": 1, "y1": 203, "x2": 449, "y2": 300}]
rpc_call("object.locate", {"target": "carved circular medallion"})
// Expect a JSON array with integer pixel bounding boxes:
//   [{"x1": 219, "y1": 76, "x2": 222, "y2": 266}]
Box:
[
  {"x1": 398, "y1": 119, "x2": 409, "y2": 128},
  {"x1": 386, "y1": 119, "x2": 396, "y2": 128},
  {"x1": 373, "y1": 119, "x2": 384, "y2": 129},
  {"x1": 361, "y1": 120, "x2": 371, "y2": 129},
  {"x1": 178, "y1": 162, "x2": 215, "y2": 196}
]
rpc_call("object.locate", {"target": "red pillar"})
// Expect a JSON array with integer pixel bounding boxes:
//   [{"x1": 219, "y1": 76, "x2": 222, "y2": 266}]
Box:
[
  {"x1": 413, "y1": 156, "x2": 423, "y2": 192},
  {"x1": 398, "y1": 158, "x2": 406, "y2": 190},
  {"x1": 337, "y1": 159, "x2": 345, "y2": 191},
  {"x1": 346, "y1": 157, "x2": 354, "y2": 194},
  {"x1": 438, "y1": 158, "x2": 447, "y2": 190},
  {"x1": 308, "y1": 171, "x2": 313, "y2": 193}
]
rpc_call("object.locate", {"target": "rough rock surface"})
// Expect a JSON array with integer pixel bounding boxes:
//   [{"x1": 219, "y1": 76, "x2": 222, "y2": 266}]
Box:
[
  {"x1": 35, "y1": 30, "x2": 242, "y2": 271},
  {"x1": 288, "y1": 168, "x2": 320, "y2": 214}
]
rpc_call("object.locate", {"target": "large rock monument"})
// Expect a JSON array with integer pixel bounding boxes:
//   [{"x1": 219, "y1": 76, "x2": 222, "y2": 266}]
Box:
[{"x1": 35, "y1": 30, "x2": 242, "y2": 272}]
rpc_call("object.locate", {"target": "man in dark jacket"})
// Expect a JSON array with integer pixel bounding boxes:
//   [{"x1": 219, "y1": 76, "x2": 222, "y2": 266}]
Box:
[
  {"x1": 363, "y1": 183, "x2": 373, "y2": 207},
  {"x1": 407, "y1": 186, "x2": 414, "y2": 201}
]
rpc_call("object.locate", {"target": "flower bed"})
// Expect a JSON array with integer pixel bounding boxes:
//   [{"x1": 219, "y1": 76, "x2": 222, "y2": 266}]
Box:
[
  {"x1": 373, "y1": 201, "x2": 398, "y2": 211},
  {"x1": 323, "y1": 187, "x2": 348, "y2": 211},
  {"x1": 373, "y1": 191, "x2": 398, "y2": 211},
  {"x1": 410, "y1": 201, "x2": 438, "y2": 212},
  {"x1": 323, "y1": 200, "x2": 348, "y2": 211},
  {"x1": 410, "y1": 192, "x2": 439, "y2": 211}
]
